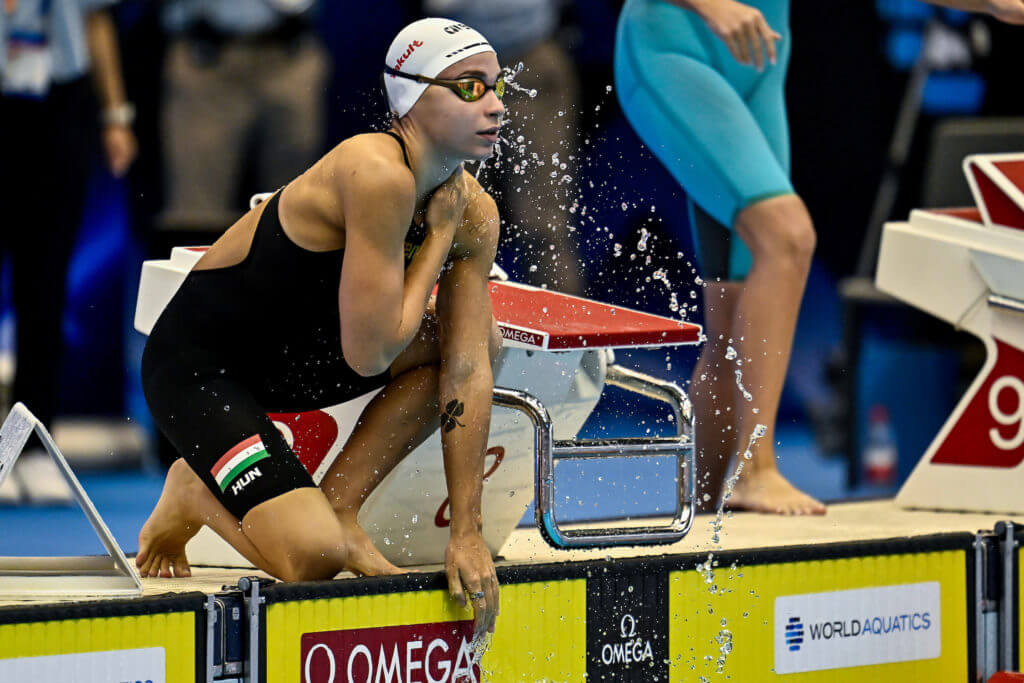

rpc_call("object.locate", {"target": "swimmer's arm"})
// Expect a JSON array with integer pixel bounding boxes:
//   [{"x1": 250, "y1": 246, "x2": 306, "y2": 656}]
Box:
[
  {"x1": 339, "y1": 165, "x2": 443, "y2": 375},
  {"x1": 435, "y1": 194, "x2": 500, "y2": 535}
]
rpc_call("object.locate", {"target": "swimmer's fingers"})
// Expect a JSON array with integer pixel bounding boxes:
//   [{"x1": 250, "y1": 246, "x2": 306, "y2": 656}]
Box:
[
  {"x1": 733, "y1": 26, "x2": 751, "y2": 65},
  {"x1": 485, "y1": 569, "x2": 500, "y2": 634},
  {"x1": 445, "y1": 559, "x2": 466, "y2": 608},
  {"x1": 459, "y1": 568, "x2": 489, "y2": 638},
  {"x1": 743, "y1": 19, "x2": 764, "y2": 71},
  {"x1": 758, "y1": 17, "x2": 781, "y2": 66},
  {"x1": 721, "y1": 32, "x2": 747, "y2": 66}
]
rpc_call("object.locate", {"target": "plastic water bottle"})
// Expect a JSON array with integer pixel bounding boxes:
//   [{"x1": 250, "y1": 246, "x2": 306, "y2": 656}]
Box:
[{"x1": 864, "y1": 404, "x2": 897, "y2": 485}]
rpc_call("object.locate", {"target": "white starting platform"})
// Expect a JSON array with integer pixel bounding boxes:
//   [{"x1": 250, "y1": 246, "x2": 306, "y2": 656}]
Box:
[{"x1": 877, "y1": 153, "x2": 1024, "y2": 514}]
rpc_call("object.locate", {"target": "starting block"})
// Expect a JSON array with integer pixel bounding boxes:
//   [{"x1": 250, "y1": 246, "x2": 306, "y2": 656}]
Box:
[
  {"x1": 135, "y1": 244, "x2": 702, "y2": 565},
  {"x1": 876, "y1": 153, "x2": 1024, "y2": 514}
]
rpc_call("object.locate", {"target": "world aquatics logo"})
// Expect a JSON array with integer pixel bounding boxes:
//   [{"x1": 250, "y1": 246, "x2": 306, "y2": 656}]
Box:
[{"x1": 785, "y1": 617, "x2": 804, "y2": 652}]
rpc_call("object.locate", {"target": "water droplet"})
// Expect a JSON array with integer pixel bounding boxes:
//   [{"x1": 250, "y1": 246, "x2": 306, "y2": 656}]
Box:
[{"x1": 637, "y1": 227, "x2": 650, "y2": 252}]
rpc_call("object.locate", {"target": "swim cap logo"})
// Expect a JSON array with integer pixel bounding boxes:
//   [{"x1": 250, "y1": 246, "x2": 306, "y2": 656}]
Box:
[
  {"x1": 444, "y1": 23, "x2": 471, "y2": 34},
  {"x1": 393, "y1": 40, "x2": 424, "y2": 72}
]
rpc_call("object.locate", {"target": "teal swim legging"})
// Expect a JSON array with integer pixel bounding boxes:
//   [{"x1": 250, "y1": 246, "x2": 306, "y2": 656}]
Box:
[{"x1": 614, "y1": 0, "x2": 794, "y2": 280}]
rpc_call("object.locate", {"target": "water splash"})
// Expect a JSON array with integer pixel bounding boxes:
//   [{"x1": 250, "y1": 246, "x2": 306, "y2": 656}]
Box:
[
  {"x1": 502, "y1": 61, "x2": 537, "y2": 98},
  {"x1": 468, "y1": 629, "x2": 492, "y2": 678},
  {"x1": 710, "y1": 424, "x2": 769, "y2": 544},
  {"x1": 734, "y1": 369, "x2": 753, "y2": 402},
  {"x1": 714, "y1": 619, "x2": 733, "y2": 673}
]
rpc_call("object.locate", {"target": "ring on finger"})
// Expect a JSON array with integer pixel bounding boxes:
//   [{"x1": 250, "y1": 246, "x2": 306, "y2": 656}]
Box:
[{"x1": 470, "y1": 591, "x2": 485, "y2": 600}]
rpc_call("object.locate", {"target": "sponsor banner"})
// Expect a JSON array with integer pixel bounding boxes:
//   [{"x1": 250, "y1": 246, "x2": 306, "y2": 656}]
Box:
[
  {"x1": 586, "y1": 571, "x2": 667, "y2": 682},
  {"x1": 774, "y1": 582, "x2": 941, "y2": 674},
  {"x1": 0, "y1": 612, "x2": 196, "y2": 683},
  {"x1": 669, "y1": 550, "x2": 967, "y2": 681},
  {"x1": 265, "y1": 582, "x2": 586, "y2": 683},
  {"x1": 0, "y1": 647, "x2": 164, "y2": 682},
  {"x1": 302, "y1": 621, "x2": 479, "y2": 683},
  {"x1": 497, "y1": 323, "x2": 547, "y2": 349}
]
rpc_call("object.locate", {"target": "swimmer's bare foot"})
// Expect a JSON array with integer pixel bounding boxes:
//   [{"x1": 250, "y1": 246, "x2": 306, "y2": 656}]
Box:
[
  {"x1": 338, "y1": 514, "x2": 408, "y2": 577},
  {"x1": 136, "y1": 459, "x2": 202, "y2": 578},
  {"x1": 724, "y1": 467, "x2": 826, "y2": 516}
]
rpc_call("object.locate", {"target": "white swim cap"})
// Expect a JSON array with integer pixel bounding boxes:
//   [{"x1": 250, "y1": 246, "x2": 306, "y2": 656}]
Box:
[{"x1": 384, "y1": 18, "x2": 495, "y2": 118}]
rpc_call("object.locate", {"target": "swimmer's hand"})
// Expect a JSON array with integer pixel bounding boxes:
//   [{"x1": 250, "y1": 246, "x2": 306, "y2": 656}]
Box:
[
  {"x1": 986, "y1": 0, "x2": 1024, "y2": 23},
  {"x1": 426, "y1": 167, "x2": 469, "y2": 236},
  {"x1": 445, "y1": 531, "x2": 500, "y2": 637},
  {"x1": 690, "y1": 0, "x2": 781, "y2": 71}
]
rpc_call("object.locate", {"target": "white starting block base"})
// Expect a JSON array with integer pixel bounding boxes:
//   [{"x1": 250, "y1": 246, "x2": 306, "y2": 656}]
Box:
[{"x1": 877, "y1": 153, "x2": 1024, "y2": 514}]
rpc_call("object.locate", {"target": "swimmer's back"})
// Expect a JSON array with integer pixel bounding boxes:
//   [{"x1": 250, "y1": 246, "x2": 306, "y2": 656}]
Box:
[{"x1": 194, "y1": 133, "x2": 416, "y2": 273}]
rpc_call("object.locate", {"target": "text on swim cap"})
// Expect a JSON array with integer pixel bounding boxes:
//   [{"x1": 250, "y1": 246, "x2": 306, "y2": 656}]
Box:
[
  {"x1": 444, "y1": 23, "x2": 472, "y2": 35},
  {"x1": 393, "y1": 40, "x2": 424, "y2": 72}
]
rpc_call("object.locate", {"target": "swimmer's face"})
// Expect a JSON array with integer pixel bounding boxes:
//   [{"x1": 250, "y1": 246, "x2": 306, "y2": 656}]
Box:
[{"x1": 410, "y1": 52, "x2": 505, "y2": 161}]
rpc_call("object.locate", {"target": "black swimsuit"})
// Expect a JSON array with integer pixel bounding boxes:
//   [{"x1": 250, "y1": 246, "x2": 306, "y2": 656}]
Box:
[{"x1": 142, "y1": 132, "x2": 433, "y2": 519}]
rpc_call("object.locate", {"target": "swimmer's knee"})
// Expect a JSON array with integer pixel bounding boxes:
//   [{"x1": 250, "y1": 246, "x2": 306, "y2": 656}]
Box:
[
  {"x1": 277, "y1": 542, "x2": 345, "y2": 582},
  {"x1": 737, "y1": 195, "x2": 815, "y2": 267}
]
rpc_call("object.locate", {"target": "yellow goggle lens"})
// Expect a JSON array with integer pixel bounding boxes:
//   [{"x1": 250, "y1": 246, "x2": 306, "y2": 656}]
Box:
[{"x1": 456, "y1": 78, "x2": 505, "y2": 101}]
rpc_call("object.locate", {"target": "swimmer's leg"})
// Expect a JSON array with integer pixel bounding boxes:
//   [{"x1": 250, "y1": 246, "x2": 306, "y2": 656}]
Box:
[
  {"x1": 690, "y1": 279, "x2": 743, "y2": 512},
  {"x1": 321, "y1": 311, "x2": 504, "y2": 522},
  {"x1": 139, "y1": 374, "x2": 404, "y2": 580},
  {"x1": 139, "y1": 458, "x2": 404, "y2": 580},
  {"x1": 723, "y1": 195, "x2": 825, "y2": 515},
  {"x1": 138, "y1": 457, "x2": 272, "y2": 578}
]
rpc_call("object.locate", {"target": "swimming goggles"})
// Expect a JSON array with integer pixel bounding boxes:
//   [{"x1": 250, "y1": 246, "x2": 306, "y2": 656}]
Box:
[{"x1": 383, "y1": 66, "x2": 505, "y2": 102}]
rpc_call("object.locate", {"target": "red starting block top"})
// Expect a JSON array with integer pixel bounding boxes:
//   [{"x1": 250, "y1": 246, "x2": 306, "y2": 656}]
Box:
[
  {"x1": 168, "y1": 249, "x2": 702, "y2": 350},
  {"x1": 965, "y1": 154, "x2": 1024, "y2": 231},
  {"x1": 489, "y1": 281, "x2": 701, "y2": 350},
  {"x1": 924, "y1": 207, "x2": 984, "y2": 223},
  {"x1": 988, "y1": 674, "x2": 1024, "y2": 683}
]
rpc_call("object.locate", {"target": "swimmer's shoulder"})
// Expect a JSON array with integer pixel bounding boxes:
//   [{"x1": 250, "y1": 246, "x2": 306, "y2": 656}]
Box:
[
  {"x1": 323, "y1": 133, "x2": 411, "y2": 202},
  {"x1": 329, "y1": 134, "x2": 416, "y2": 228}
]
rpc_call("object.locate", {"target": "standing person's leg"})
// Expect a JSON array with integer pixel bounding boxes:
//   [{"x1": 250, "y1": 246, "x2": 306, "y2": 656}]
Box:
[
  {"x1": 689, "y1": 276, "x2": 743, "y2": 511},
  {"x1": 161, "y1": 40, "x2": 251, "y2": 230},
  {"x1": 724, "y1": 195, "x2": 823, "y2": 514},
  {"x1": 10, "y1": 78, "x2": 92, "y2": 431},
  {"x1": 616, "y1": 23, "x2": 822, "y2": 514},
  {"x1": 498, "y1": 39, "x2": 584, "y2": 294},
  {"x1": 255, "y1": 37, "x2": 329, "y2": 191},
  {"x1": 720, "y1": 39, "x2": 824, "y2": 515}
]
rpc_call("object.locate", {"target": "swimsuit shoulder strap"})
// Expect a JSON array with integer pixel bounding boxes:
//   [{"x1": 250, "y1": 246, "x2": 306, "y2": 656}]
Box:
[{"x1": 381, "y1": 131, "x2": 412, "y2": 170}]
